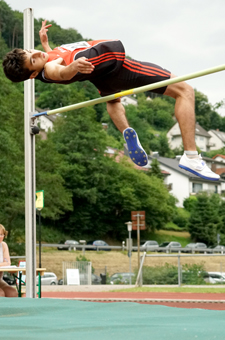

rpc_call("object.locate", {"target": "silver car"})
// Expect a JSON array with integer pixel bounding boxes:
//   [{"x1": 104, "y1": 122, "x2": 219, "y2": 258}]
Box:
[
  {"x1": 141, "y1": 240, "x2": 159, "y2": 252},
  {"x1": 37, "y1": 272, "x2": 58, "y2": 285}
]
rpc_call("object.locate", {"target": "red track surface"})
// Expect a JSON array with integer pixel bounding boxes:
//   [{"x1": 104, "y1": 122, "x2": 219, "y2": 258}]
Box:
[{"x1": 41, "y1": 291, "x2": 225, "y2": 310}]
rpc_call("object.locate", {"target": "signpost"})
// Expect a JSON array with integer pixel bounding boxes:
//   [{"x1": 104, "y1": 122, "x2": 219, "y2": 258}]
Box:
[
  {"x1": 125, "y1": 222, "x2": 133, "y2": 285},
  {"x1": 36, "y1": 190, "x2": 44, "y2": 297},
  {"x1": 131, "y1": 211, "x2": 145, "y2": 280}
]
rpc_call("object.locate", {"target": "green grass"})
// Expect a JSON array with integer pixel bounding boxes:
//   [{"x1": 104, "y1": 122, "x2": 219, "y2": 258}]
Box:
[
  {"x1": 111, "y1": 286, "x2": 225, "y2": 293},
  {"x1": 140, "y1": 230, "x2": 191, "y2": 247},
  {"x1": 164, "y1": 222, "x2": 183, "y2": 231}
]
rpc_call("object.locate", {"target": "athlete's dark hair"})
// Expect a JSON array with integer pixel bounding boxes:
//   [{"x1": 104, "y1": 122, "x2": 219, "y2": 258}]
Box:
[{"x1": 2, "y1": 48, "x2": 34, "y2": 82}]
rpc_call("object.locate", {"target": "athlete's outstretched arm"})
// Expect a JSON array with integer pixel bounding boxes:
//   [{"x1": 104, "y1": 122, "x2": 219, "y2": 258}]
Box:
[
  {"x1": 39, "y1": 20, "x2": 52, "y2": 52},
  {"x1": 44, "y1": 57, "x2": 95, "y2": 81}
]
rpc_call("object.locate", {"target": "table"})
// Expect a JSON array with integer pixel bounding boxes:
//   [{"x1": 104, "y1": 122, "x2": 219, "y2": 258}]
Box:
[{"x1": 0, "y1": 267, "x2": 46, "y2": 298}]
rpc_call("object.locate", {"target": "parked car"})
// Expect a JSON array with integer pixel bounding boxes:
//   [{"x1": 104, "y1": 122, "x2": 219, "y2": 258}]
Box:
[
  {"x1": 37, "y1": 272, "x2": 58, "y2": 285},
  {"x1": 182, "y1": 242, "x2": 207, "y2": 253},
  {"x1": 203, "y1": 272, "x2": 225, "y2": 284},
  {"x1": 3, "y1": 273, "x2": 16, "y2": 285},
  {"x1": 58, "y1": 273, "x2": 102, "y2": 285},
  {"x1": 110, "y1": 272, "x2": 135, "y2": 284},
  {"x1": 57, "y1": 240, "x2": 79, "y2": 250},
  {"x1": 140, "y1": 240, "x2": 159, "y2": 252},
  {"x1": 158, "y1": 241, "x2": 182, "y2": 252},
  {"x1": 208, "y1": 245, "x2": 225, "y2": 253},
  {"x1": 86, "y1": 240, "x2": 111, "y2": 251}
]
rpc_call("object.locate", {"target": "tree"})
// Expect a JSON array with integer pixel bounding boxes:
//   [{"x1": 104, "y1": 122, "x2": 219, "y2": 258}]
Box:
[
  {"x1": 0, "y1": 64, "x2": 25, "y2": 236},
  {"x1": 47, "y1": 99, "x2": 176, "y2": 237},
  {"x1": 149, "y1": 158, "x2": 164, "y2": 180},
  {"x1": 188, "y1": 193, "x2": 222, "y2": 245},
  {"x1": 36, "y1": 136, "x2": 73, "y2": 220},
  {"x1": 195, "y1": 90, "x2": 222, "y2": 131},
  {"x1": 0, "y1": 32, "x2": 9, "y2": 59}
]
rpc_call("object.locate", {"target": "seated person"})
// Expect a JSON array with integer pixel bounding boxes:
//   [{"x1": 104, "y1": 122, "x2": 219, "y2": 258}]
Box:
[{"x1": 0, "y1": 224, "x2": 18, "y2": 297}]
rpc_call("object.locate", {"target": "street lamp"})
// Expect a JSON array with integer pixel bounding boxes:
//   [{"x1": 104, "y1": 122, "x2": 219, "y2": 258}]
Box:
[{"x1": 125, "y1": 221, "x2": 132, "y2": 285}]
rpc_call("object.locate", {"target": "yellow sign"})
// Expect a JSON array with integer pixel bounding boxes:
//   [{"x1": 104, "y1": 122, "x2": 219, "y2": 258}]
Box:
[{"x1": 36, "y1": 190, "x2": 44, "y2": 210}]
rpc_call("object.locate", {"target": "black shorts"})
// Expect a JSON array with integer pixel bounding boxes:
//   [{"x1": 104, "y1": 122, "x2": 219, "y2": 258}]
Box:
[
  {"x1": 37, "y1": 40, "x2": 171, "y2": 96},
  {"x1": 92, "y1": 58, "x2": 171, "y2": 97}
]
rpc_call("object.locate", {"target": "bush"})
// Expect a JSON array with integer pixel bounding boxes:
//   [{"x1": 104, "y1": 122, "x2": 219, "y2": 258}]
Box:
[
  {"x1": 139, "y1": 262, "x2": 207, "y2": 285},
  {"x1": 172, "y1": 208, "x2": 190, "y2": 229},
  {"x1": 181, "y1": 263, "x2": 206, "y2": 285},
  {"x1": 141, "y1": 263, "x2": 178, "y2": 285}
]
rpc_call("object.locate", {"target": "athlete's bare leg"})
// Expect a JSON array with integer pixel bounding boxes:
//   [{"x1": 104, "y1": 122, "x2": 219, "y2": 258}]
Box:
[
  {"x1": 107, "y1": 75, "x2": 196, "y2": 150},
  {"x1": 106, "y1": 100, "x2": 129, "y2": 132},
  {"x1": 164, "y1": 74, "x2": 196, "y2": 151}
]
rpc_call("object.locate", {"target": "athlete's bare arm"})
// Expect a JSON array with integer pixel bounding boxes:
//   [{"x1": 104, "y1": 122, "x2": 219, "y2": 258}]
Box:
[
  {"x1": 39, "y1": 20, "x2": 52, "y2": 53},
  {"x1": 44, "y1": 57, "x2": 95, "y2": 81}
]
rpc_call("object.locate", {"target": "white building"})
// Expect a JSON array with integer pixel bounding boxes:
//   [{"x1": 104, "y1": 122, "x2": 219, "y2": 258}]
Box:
[
  {"x1": 167, "y1": 122, "x2": 211, "y2": 152},
  {"x1": 34, "y1": 108, "x2": 58, "y2": 138},
  {"x1": 208, "y1": 130, "x2": 225, "y2": 150},
  {"x1": 148, "y1": 154, "x2": 224, "y2": 207},
  {"x1": 121, "y1": 95, "x2": 137, "y2": 106},
  {"x1": 36, "y1": 114, "x2": 55, "y2": 132}
]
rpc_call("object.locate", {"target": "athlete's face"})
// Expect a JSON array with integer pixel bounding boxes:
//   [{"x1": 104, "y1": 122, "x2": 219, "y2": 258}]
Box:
[{"x1": 23, "y1": 49, "x2": 49, "y2": 78}]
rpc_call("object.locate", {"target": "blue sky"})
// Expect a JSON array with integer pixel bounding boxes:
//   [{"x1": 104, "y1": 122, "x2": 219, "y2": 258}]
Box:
[{"x1": 6, "y1": 0, "x2": 225, "y2": 115}]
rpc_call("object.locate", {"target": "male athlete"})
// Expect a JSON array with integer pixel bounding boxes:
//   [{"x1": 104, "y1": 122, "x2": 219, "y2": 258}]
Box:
[{"x1": 2, "y1": 21, "x2": 219, "y2": 181}]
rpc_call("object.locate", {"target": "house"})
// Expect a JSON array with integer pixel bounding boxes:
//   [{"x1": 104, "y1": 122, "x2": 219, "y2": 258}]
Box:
[
  {"x1": 208, "y1": 129, "x2": 225, "y2": 150},
  {"x1": 167, "y1": 122, "x2": 211, "y2": 152},
  {"x1": 212, "y1": 154, "x2": 225, "y2": 180},
  {"x1": 34, "y1": 108, "x2": 58, "y2": 139},
  {"x1": 121, "y1": 95, "x2": 137, "y2": 106},
  {"x1": 148, "y1": 153, "x2": 225, "y2": 207}
]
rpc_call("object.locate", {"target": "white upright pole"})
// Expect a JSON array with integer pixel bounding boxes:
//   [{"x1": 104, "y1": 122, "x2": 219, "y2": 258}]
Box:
[{"x1": 24, "y1": 8, "x2": 37, "y2": 298}]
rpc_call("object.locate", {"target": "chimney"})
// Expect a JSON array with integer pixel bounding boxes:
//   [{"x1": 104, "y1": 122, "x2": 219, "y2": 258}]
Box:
[{"x1": 211, "y1": 163, "x2": 217, "y2": 172}]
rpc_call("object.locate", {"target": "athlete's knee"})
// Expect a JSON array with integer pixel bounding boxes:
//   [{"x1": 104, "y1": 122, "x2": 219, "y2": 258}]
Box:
[
  {"x1": 181, "y1": 82, "x2": 195, "y2": 102},
  {"x1": 165, "y1": 81, "x2": 194, "y2": 102}
]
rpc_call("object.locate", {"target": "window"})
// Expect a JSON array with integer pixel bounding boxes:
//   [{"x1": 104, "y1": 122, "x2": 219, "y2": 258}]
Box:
[
  {"x1": 192, "y1": 183, "x2": 202, "y2": 193},
  {"x1": 215, "y1": 185, "x2": 218, "y2": 193}
]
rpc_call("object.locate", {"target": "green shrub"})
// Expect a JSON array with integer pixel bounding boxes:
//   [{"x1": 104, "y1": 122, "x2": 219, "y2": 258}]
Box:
[
  {"x1": 141, "y1": 263, "x2": 178, "y2": 285},
  {"x1": 181, "y1": 263, "x2": 206, "y2": 285},
  {"x1": 172, "y1": 208, "x2": 190, "y2": 229},
  {"x1": 139, "y1": 262, "x2": 207, "y2": 285}
]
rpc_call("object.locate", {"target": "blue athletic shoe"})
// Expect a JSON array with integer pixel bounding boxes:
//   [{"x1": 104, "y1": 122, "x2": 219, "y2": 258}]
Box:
[{"x1": 123, "y1": 127, "x2": 148, "y2": 167}]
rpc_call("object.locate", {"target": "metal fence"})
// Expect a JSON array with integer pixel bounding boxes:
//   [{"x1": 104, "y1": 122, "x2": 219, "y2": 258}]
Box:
[
  {"x1": 136, "y1": 252, "x2": 225, "y2": 286},
  {"x1": 37, "y1": 244, "x2": 225, "y2": 254}
]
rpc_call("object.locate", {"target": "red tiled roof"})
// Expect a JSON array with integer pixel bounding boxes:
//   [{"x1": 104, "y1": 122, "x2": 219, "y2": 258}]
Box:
[
  {"x1": 212, "y1": 154, "x2": 225, "y2": 160},
  {"x1": 113, "y1": 150, "x2": 149, "y2": 171}
]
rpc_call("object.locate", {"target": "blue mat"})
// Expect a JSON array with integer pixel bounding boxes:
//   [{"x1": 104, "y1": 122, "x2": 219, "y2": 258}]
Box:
[{"x1": 0, "y1": 298, "x2": 224, "y2": 340}]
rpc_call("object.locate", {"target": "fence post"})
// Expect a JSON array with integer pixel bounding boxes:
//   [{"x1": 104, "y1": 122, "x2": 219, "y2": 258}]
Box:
[{"x1": 178, "y1": 254, "x2": 181, "y2": 287}]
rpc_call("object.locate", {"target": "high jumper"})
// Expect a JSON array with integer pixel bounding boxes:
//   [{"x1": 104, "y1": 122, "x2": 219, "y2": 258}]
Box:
[{"x1": 2, "y1": 20, "x2": 220, "y2": 181}]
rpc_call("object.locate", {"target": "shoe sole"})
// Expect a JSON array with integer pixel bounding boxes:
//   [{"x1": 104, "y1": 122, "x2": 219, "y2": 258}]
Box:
[
  {"x1": 179, "y1": 164, "x2": 219, "y2": 181},
  {"x1": 124, "y1": 128, "x2": 148, "y2": 166}
]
